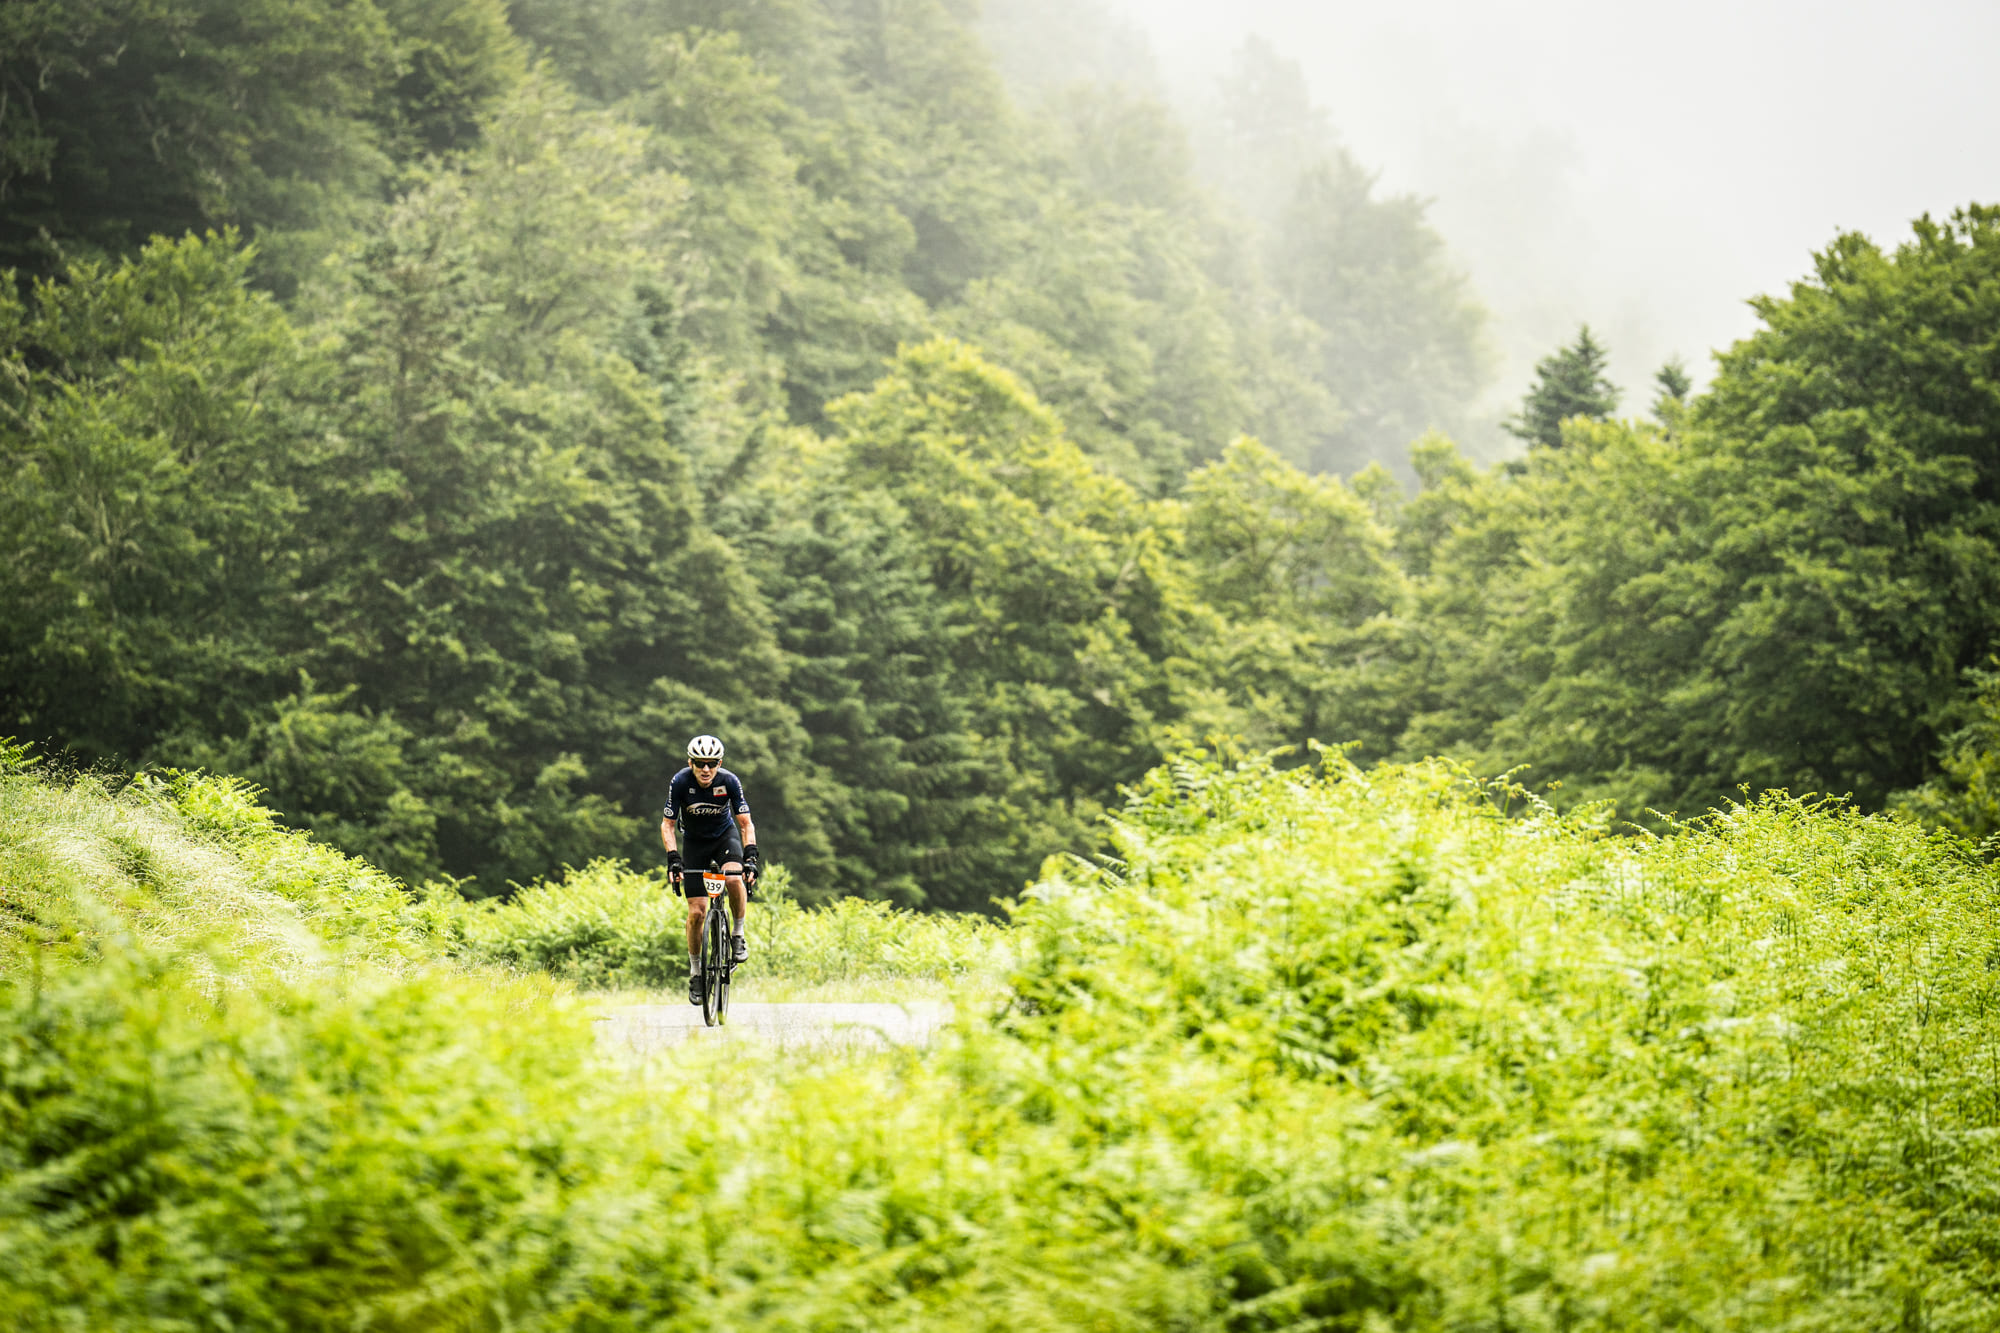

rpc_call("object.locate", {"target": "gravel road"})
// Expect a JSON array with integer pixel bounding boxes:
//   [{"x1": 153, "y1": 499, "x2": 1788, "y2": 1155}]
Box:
[{"x1": 595, "y1": 1001, "x2": 953, "y2": 1055}]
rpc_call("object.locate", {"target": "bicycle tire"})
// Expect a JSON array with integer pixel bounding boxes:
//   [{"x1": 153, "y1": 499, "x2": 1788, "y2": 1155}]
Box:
[
  {"x1": 716, "y1": 937, "x2": 731, "y2": 1024},
  {"x1": 713, "y1": 903, "x2": 731, "y2": 1025},
  {"x1": 702, "y1": 904, "x2": 724, "y2": 1027}
]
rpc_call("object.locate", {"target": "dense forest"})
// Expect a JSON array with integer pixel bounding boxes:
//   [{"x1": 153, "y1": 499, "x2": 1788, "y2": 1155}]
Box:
[{"x1": 4, "y1": 0, "x2": 1998, "y2": 909}]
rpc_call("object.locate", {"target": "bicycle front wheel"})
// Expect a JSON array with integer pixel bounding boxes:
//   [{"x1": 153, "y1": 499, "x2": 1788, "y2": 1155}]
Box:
[
  {"x1": 716, "y1": 944, "x2": 731, "y2": 1024},
  {"x1": 702, "y1": 906, "x2": 725, "y2": 1027}
]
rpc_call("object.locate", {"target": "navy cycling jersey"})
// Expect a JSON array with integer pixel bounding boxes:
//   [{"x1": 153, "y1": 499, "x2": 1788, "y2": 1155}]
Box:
[{"x1": 663, "y1": 766, "x2": 749, "y2": 839}]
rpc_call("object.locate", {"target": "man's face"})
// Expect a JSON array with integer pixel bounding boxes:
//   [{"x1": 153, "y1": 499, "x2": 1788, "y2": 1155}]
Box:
[{"x1": 690, "y1": 759, "x2": 719, "y2": 784}]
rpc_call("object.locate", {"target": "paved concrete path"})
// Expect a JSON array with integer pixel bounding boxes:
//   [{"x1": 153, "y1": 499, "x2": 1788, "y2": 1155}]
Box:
[{"x1": 596, "y1": 1001, "x2": 952, "y2": 1055}]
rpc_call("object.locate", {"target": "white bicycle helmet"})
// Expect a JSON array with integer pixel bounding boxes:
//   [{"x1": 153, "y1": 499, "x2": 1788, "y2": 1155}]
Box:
[{"x1": 686, "y1": 734, "x2": 725, "y2": 763}]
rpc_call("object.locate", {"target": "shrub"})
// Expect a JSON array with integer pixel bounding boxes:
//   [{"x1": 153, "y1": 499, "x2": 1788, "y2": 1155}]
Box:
[
  {"x1": 0, "y1": 953, "x2": 594, "y2": 1330},
  {"x1": 466, "y1": 858, "x2": 1011, "y2": 989},
  {"x1": 1003, "y1": 753, "x2": 2000, "y2": 1328},
  {"x1": 8, "y1": 747, "x2": 2000, "y2": 1329}
]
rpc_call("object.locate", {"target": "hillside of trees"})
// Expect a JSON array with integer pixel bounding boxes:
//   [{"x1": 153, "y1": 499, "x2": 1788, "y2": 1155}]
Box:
[{"x1": 5, "y1": 0, "x2": 1999, "y2": 909}]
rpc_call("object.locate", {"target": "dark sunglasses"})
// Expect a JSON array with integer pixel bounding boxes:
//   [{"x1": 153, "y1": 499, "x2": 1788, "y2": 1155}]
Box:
[{"x1": 690, "y1": 760, "x2": 719, "y2": 769}]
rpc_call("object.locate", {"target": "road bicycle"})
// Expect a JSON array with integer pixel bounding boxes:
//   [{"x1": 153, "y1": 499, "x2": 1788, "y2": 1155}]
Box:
[{"x1": 696, "y1": 868, "x2": 736, "y2": 1027}]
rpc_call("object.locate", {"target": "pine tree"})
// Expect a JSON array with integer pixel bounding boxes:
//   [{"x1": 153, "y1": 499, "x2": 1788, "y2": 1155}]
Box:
[
  {"x1": 1652, "y1": 355, "x2": 1693, "y2": 418},
  {"x1": 1505, "y1": 325, "x2": 1619, "y2": 449}
]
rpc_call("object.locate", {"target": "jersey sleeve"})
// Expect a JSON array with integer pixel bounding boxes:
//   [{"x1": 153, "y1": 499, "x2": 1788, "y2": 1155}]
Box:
[
  {"x1": 729, "y1": 772, "x2": 750, "y2": 817},
  {"x1": 662, "y1": 771, "x2": 681, "y2": 821}
]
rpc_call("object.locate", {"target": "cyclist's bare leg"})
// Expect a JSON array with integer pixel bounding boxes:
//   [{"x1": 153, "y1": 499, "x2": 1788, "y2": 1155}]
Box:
[
  {"x1": 685, "y1": 896, "x2": 707, "y2": 959},
  {"x1": 721, "y1": 861, "x2": 748, "y2": 931}
]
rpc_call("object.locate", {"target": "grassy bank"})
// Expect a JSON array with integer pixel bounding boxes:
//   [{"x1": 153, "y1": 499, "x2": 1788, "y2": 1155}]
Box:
[{"x1": 5, "y1": 743, "x2": 1999, "y2": 1329}]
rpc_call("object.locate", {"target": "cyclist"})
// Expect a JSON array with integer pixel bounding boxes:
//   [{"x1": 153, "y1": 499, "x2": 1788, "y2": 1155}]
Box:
[{"x1": 661, "y1": 734, "x2": 759, "y2": 1006}]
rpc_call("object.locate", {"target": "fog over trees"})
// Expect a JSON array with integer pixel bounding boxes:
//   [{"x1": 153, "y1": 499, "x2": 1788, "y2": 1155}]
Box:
[{"x1": 1071, "y1": 0, "x2": 2000, "y2": 431}]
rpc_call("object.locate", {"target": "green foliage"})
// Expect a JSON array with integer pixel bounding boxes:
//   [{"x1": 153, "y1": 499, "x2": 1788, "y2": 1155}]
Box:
[
  {"x1": 8, "y1": 0, "x2": 2000, "y2": 913},
  {"x1": 988, "y1": 22, "x2": 1493, "y2": 477},
  {"x1": 1893, "y1": 662, "x2": 2000, "y2": 843},
  {"x1": 1188, "y1": 33, "x2": 1491, "y2": 472},
  {"x1": 730, "y1": 448, "x2": 1007, "y2": 908},
  {"x1": 819, "y1": 339, "x2": 1213, "y2": 894},
  {"x1": 1271, "y1": 153, "x2": 1491, "y2": 473},
  {"x1": 1385, "y1": 214, "x2": 2000, "y2": 823},
  {"x1": 0, "y1": 949, "x2": 596, "y2": 1330},
  {"x1": 0, "y1": 0, "x2": 525, "y2": 288},
  {"x1": 727, "y1": 344, "x2": 1421, "y2": 908},
  {"x1": 0, "y1": 737, "x2": 38, "y2": 776},
  {"x1": 0, "y1": 756, "x2": 459, "y2": 978},
  {"x1": 11, "y1": 5, "x2": 2000, "y2": 1317},
  {"x1": 0, "y1": 233, "x2": 309, "y2": 763},
  {"x1": 618, "y1": 27, "x2": 840, "y2": 391},
  {"x1": 10, "y1": 745, "x2": 2000, "y2": 1329},
  {"x1": 465, "y1": 857, "x2": 1008, "y2": 988},
  {"x1": 373, "y1": 0, "x2": 527, "y2": 160},
  {"x1": 1391, "y1": 417, "x2": 1704, "y2": 814},
  {"x1": 1506, "y1": 323, "x2": 1620, "y2": 448},
  {"x1": 1004, "y1": 753, "x2": 2000, "y2": 1328},
  {"x1": 1651, "y1": 354, "x2": 1692, "y2": 417},
  {"x1": 459, "y1": 856, "x2": 693, "y2": 985},
  {"x1": 1179, "y1": 437, "x2": 1408, "y2": 755},
  {"x1": 1689, "y1": 213, "x2": 2000, "y2": 803},
  {"x1": 0, "y1": 0, "x2": 1477, "y2": 905},
  {"x1": 187, "y1": 80, "x2": 831, "y2": 892},
  {"x1": 747, "y1": 889, "x2": 1006, "y2": 988},
  {"x1": 506, "y1": 0, "x2": 1357, "y2": 485},
  {"x1": 178, "y1": 677, "x2": 451, "y2": 880}
]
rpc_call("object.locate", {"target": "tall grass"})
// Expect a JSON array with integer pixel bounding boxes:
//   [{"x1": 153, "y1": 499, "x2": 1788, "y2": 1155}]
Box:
[
  {"x1": 6, "y1": 748, "x2": 2000, "y2": 1329},
  {"x1": 0, "y1": 757, "x2": 464, "y2": 982}
]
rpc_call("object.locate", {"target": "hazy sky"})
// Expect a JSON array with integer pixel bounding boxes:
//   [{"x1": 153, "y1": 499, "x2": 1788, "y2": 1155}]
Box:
[{"x1": 1116, "y1": 0, "x2": 1999, "y2": 421}]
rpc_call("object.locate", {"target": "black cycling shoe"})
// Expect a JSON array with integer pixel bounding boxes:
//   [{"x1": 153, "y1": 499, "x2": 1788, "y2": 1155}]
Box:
[
  {"x1": 687, "y1": 974, "x2": 704, "y2": 1006},
  {"x1": 731, "y1": 933, "x2": 748, "y2": 964}
]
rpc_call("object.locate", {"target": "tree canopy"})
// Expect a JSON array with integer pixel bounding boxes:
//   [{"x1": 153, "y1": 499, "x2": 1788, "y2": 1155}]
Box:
[{"x1": 5, "y1": 0, "x2": 1999, "y2": 903}]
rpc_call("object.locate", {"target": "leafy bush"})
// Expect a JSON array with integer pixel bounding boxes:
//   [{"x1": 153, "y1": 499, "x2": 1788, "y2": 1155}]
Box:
[
  {"x1": 460, "y1": 857, "x2": 686, "y2": 987},
  {"x1": 1895, "y1": 661, "x2": 2000, "y2": 845},
  {"x1": 465, "y1": 857, "x2": 1010, "y2": 989},
  {"x1": 8, "y1": 749, "x2": 2000, "y2": 1329},
  {"x1": 1004, "y1": 753, "x2": 2000, "y2": 1328},
  {"x1": 1, "y1": 952, "x2": 590, "y2": 1330}
]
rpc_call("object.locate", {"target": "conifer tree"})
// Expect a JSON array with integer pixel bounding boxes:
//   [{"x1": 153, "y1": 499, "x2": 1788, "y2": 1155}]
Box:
[
  {"x1": 1505, "y1": 324, "x2": 1619, "y2": 448},
  {"x1": 1652, "y1": 355, "x2": 1693, "y2": 422}
]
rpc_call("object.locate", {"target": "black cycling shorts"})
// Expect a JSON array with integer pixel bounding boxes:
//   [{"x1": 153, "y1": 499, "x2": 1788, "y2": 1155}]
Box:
[{"x1": 680, "y1": 828, "x2": 744, "y2": 893}]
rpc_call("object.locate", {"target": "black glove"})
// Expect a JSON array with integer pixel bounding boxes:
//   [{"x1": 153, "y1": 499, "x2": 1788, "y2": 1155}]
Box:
[
  {"x1": 666, "y1": 849, "x2": 684, "y2": 892},
  {"x1": 742, "y1": 844, "x2": 759, "y2": 884}
]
